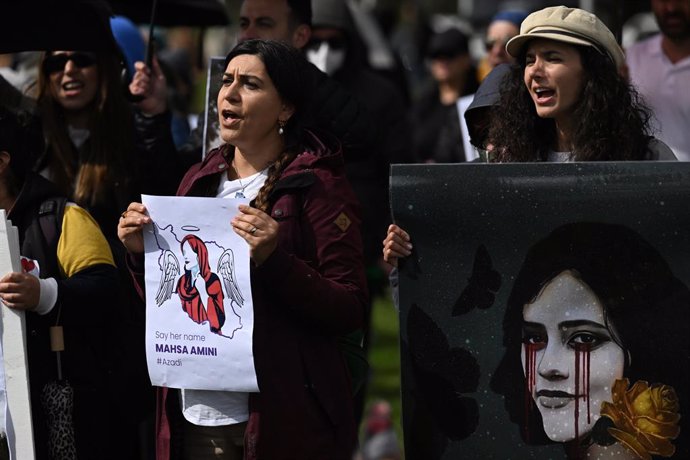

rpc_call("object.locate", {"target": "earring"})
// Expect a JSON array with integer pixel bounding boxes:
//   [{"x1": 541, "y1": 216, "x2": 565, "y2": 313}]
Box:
[{"x1": 278, "y1": 120, "x2": 286, "y2": 135}]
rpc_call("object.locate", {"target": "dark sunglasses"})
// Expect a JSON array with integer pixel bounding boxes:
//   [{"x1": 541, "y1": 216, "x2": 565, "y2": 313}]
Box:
[{"x1": 43, "y1": 52, "x2": 97, "y2": 75}]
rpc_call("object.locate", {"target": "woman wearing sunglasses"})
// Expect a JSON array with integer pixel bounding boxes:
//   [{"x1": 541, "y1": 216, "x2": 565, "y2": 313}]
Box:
[
  {"x1": 35, "y1": 50, "x2": 180, "y2": 235},
  {"x1": 32, "y1": 49, "x2": 181, "y2": 458}
]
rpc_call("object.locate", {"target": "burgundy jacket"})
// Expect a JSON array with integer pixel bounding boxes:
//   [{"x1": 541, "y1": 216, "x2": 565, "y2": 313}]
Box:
[{"x1": 138, "y1": 131, "x2": 367, "y2": 460}]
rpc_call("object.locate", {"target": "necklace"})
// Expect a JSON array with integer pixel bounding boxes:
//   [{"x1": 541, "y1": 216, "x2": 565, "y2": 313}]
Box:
[{"x1": 231, "y1": 161, "x2": 268, "y2": 199}]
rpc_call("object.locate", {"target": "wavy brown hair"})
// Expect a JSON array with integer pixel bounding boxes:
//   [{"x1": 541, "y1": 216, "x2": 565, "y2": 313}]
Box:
[
  {"x1": 487, "y1": 45, "x2": 654, "y2": 162},
  {"x1": 35, "y1": 51, "x2": 134, "y2": 206},
  {"x1": 224, "y1": 40, "x2": 309, "y2": 212}
]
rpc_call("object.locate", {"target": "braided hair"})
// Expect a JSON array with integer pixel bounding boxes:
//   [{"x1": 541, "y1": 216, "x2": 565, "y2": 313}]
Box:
[{"x1": 224, "y1": 39, "x2": 309, "y2": 212}]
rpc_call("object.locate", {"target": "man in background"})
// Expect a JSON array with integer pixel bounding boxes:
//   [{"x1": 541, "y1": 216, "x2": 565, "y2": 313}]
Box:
[
  {"x1": 626, "y1": 0, "x2": 690, "y2": 160},
  {"x1": 238, "y1": 0, "x2": 311, "y2": 48},
  {"x1": 236, "y1": 0, "x2": 375, "y2": 162}
]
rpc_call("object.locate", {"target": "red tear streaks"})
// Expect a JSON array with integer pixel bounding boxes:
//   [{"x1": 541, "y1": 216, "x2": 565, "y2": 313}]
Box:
[
  {"x1": 575, "y1": 344, "x2": 581, "y2": 443},
  {"x1": 573, "y1": 343, "x2": 592, "y2": 457},
  {"x1": 523, "y1": 342, "x2": 538, "y2": 441}
]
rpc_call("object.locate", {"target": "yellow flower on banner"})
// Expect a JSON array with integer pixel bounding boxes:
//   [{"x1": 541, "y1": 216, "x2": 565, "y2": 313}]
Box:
[{"x1": 600, "y1": 378, "x2": 681, "y2": 460}]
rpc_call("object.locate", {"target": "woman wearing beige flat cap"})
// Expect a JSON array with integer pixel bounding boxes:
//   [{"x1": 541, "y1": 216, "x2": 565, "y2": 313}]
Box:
[
  {"x1": 489, "y1": 5, "x2": 676, "y2": 163},
  {"x1": 383, "y1": 6, "x2": 676, "y2": 266}
]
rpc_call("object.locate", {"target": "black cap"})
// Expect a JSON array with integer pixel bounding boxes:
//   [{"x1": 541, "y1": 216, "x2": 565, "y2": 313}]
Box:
[{"x1": 427, "y1": 28, "x2": 469, "y2": 59}]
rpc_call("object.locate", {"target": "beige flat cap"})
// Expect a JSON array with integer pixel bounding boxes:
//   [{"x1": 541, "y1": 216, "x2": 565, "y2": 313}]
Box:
[{"x1": 506, "y1": 6, "x2": 624, "y2": 67}]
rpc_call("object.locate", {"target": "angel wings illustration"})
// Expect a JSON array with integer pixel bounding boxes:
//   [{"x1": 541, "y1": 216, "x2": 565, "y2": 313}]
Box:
[{"x1": 155, "y1": 234, "x2": 244, "y2": 336}]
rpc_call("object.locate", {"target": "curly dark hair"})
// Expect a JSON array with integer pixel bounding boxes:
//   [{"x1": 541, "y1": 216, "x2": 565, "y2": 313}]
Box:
[{"x1": 487, "y1": 45, "x2": 654, "y2": 162}]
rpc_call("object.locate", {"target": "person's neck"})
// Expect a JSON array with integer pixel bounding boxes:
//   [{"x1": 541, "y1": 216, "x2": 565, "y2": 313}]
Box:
[
  {"x1": 554, "y1": 117, "x2": 574, "y2": 152},
  {"x1": 65, "y1": 110, "x2": 91, "y2": 130},
  {"x1": 232, "y1": 136, "x2": 283, "y2": 178},
  {"x1": 438, "y1": 79, "x2": 463, "y2": 105},
  {"x1": 661, "y1": 34, "x2": 690, "y2": 64}
]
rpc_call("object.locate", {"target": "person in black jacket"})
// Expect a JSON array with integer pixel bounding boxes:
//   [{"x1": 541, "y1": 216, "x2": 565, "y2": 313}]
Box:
[
  {"x1": 412, "y1": 28, "x2": 479, "y2": 163},
  {"x1": 304, "y1": 0, "x2": 414, "y2": 425},
  {"x1": 307, "y1": 0, "x2": 413, "y2": 281},
  {"x1": 0, "y1": 106, "x2": 123, "y2": 459}
]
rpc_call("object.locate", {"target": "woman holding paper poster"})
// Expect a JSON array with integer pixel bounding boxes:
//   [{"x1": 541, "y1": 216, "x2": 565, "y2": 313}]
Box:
[
  {"x1": 118, "y1": 39, "x2": 367, "y2": 460},
  {"x1": 383, "y1": 6, "x2": 676, "y2": 265}
]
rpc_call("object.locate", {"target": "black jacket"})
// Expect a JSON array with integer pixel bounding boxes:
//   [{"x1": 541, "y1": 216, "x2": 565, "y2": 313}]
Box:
[{"x1": 8, "y1": 173, "x2": 121, "y2": 460}]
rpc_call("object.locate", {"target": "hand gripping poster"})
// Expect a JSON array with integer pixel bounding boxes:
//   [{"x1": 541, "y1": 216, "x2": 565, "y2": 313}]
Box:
[
  {"x1": 142, "y1": 195, "x2": 258, "y2": 392},
  {"x1": 390, "y1": 162, "x2": 690, "y2": 460}
]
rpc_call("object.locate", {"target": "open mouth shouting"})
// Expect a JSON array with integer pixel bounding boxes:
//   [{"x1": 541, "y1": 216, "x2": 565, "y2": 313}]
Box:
[
  {"x1": 61, "y1": 80, "x2": 86, "y2": 96},
  {"x1": 533, "y1": 87, "x2": 555, "y2": 105},
  {"x1": 220, "y1": 109, "x2": 242, "y2": 128}
]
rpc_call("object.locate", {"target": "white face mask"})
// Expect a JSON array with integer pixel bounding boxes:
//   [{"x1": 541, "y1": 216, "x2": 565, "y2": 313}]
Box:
[{"x1": 306, "y1": 41, "x2": 346, "y2": 76}]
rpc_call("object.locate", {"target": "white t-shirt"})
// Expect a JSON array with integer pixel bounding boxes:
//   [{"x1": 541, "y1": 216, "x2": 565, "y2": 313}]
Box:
[
  {"x1": 180, "y1": 167, "x2": 268, "y2": 426},
  {"x1": 456, "y1": 94, "x2": 479, "y2": 162},
  {"x1": 547, "y1": 151, "x2": 574, "y2": 163},
  {"x1": 626, "y1": 34, "x2": 690, "y2": 161}
]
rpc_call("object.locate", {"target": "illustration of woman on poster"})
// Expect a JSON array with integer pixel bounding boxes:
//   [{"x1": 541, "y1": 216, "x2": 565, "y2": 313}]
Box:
[
  {"x1": 492, "y1": 222, "x2": 689, "y2": 459},
  {"x1": 177, "y1": 234, "x2": 225, "y2": 334}
]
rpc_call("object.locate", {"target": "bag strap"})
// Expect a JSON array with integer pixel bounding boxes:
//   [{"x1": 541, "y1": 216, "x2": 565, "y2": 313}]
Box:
[
  {"x1": 38, "y1": 197, "x2": 67, "y2": 251},
  {"x1": 37, "y1": 197, "x2": 68, "y2": 379}
]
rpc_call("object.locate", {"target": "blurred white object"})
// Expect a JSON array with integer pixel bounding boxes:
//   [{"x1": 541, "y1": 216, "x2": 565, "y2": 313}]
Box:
[
  {"x1": 346, "y1": 0, "x2": 397, "y2": 70},
  {"x1": 622, "y1": 12, "x2": 659, "y2": 49}
]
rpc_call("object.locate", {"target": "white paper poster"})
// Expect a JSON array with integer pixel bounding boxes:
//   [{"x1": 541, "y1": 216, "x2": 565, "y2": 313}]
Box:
[
  {"x1": 142, "y1": 195, "x2": 258, "y2": 392},
  {"x1": 0, "y1": 210, "x2": 35, "y2": 460}
]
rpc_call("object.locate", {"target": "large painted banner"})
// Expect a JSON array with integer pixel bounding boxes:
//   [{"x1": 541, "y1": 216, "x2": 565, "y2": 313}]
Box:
[
  {"x1": 142, "y1": 195, "x2": 258, "y2": 392},
  {"x1": 391, "y1": 162, "x2": 690, "y2": 460}
]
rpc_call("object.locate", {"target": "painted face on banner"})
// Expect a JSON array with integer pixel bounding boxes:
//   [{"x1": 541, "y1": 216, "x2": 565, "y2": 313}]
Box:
[{"x1": 521, "y1": 270, "x2": 625, "y2": 442}]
